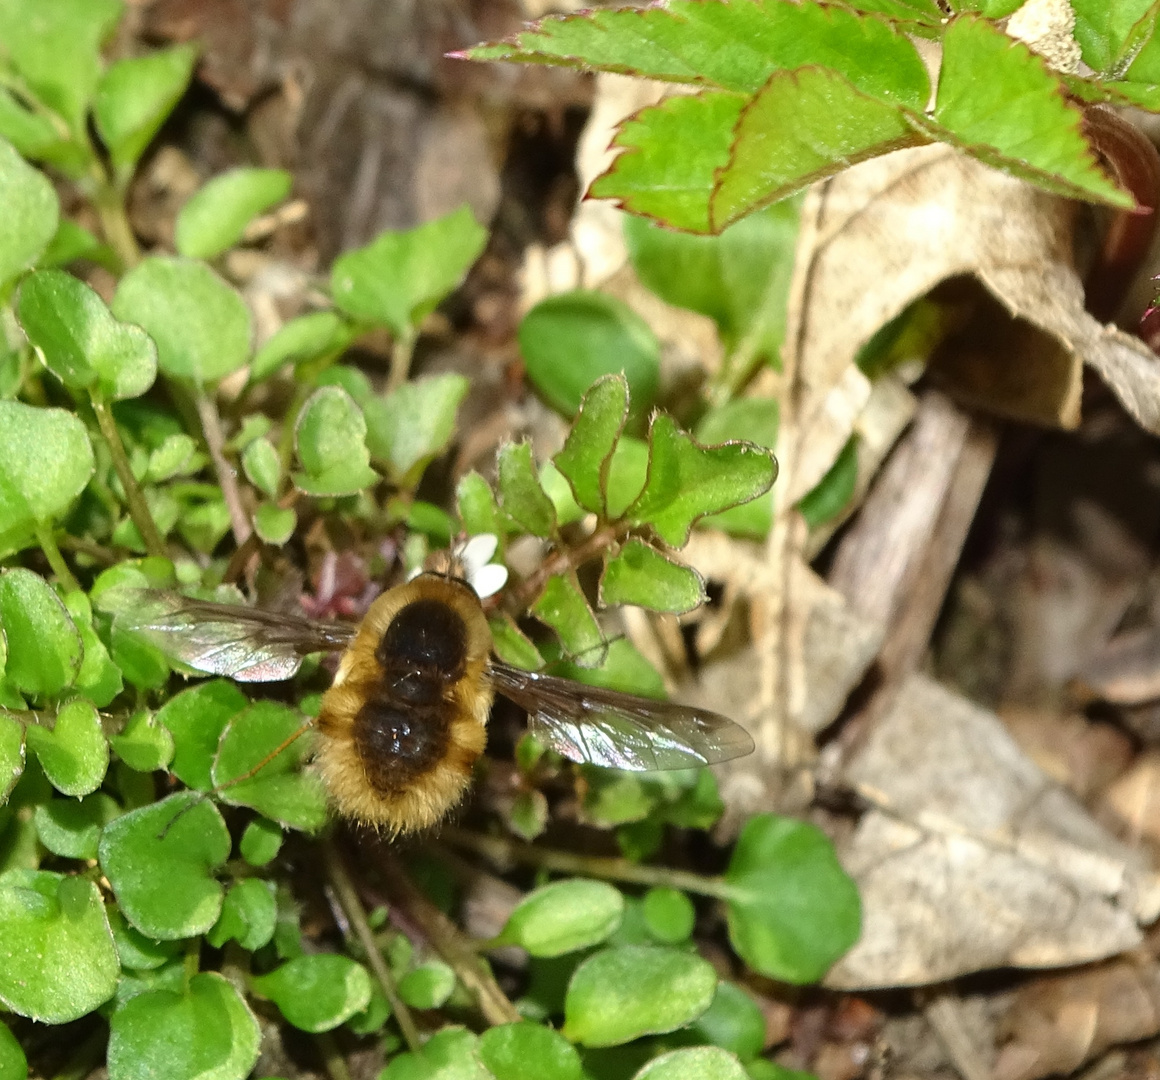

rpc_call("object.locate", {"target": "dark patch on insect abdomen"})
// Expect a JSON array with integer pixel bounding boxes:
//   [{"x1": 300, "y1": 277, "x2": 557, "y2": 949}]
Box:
[{"x1": 352, "y1": 685, "x2": 452, "y2": 795}]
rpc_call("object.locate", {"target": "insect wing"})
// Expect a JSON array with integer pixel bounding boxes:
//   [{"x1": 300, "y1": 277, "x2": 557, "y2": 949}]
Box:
[
  {"x1": 103, "y1": 589, "x2": 355, "y2": 681},
  {"x1": 489, "y1": 663, "x2": 754, "y2": 771}
]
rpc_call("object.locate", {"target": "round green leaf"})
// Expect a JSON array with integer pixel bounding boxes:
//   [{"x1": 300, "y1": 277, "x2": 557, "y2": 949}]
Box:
[
  {"x1": 33, "y1": 791, "x2": 119, "y2": 859},
  {"x1": 0, "y1": 713, "x2": 25, "y2": 802},
  {"x1": 690, "y1": 982, "x2": 765, "y2": 1060},
  {"x1": 112, "y1": 256, "x2": 252, "y2": 383},
  {"x1": 17, "y1": 269, "x2": 158, "y2": 400},
  {"x1": 600, "y1": 540, "x2": 706, "y2": 615},
  {"x1": 107, "y1": 905, "x2": 181, "y2": 972},
  {"x1": 0, "y1": 136, "x2": 58, "y2": 289},
  {"x1": 254, "y1": 503, "x2": 296, "y2": 545},
  {"x1": 108, "y1": 971, "x2": 260, "y2": 1080},
  {"x1": 249, "y1": 310, "x2": 355, "y2": 383},
  {"x1": 723, "y1": 814, "x2": 861, "y2": 984},
  {"x1": 518, "y1": 291, "x2": 659, "y2": 422},
  {"x1": 250, "y1": 954, "x2": 371, "y2": 1033},
  {"x1": 109, "y1": 709, "x2": 174, "y2": 773},
  {"x1": 496, "y1": 879, "x2": 624, "y2": 957},
  {"x1": 0, "y1": 1021, "x2": 26, "y2": 1080},
  {"x1": 0, "y1": 870, "x2": 118, "y2": 1022},
  {"x1": 25, "y1": 699, "x2": 108, "y2": 797},
  {"x1": 175, "y1": 167, "x2": 291, "y2": 260},
  {"x1": 155, "y1": 680, "x2": 248, "y2": 792},
  {"x1": 398, "y1": 960, "x2": 456, "y2": 1009},
  {"x1": 0, "y1": 569, "x2": 83, "y2": 700},
  {"x1": 631, "y1": 1047, "x2": 748, "y2": 1080},
  {"x1": 381, "y1": 1026, "x2": 491, "y2": 1080},
  {"x1": 0, "y1": 402, "x2": 94, "y2": 556},
  {"x1": 642, "y1": 888, "x2": 695, "y2": 945},
  {"x1": 98, "y1": 793, "x2": 231, "y2": 939},
  {"x1": 211, "y1": 701, "x2": 327, "y2": 832},
  {"x1": 206, "y1": 878, "x2": 276, "y2": 951},
  {"x1": 293, "y1": 385, "x2": 379, "y2": 495},
  {"x1": 241, "y1": 437, "x2": 280, "y2": 498},
  {"x1": 563, "y1": 945, "x2": 717, "y2": 1048},
  {"x1": 238, "y1": 817, "x2": 282, "y2": 866},
  {"x1": 478, "y1": 1021, "x2": 582, "y2": 1080}
]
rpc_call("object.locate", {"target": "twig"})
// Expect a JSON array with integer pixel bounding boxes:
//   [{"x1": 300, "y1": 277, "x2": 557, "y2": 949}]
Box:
[
  {"x1": 193, "y1": 387, "x2": 253, "y2": 548},
  {"x1": 500, "y1": 523, "x2": 625, "y2": 615}
]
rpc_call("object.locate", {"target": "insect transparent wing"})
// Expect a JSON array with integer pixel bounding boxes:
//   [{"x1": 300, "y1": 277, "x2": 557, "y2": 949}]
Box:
[
  {"x1": 488, "y1": 663, "x2": 754, "y2": 771},
  {"x1": 102, "y1": 588, "x2": 356, "y2": 681}
]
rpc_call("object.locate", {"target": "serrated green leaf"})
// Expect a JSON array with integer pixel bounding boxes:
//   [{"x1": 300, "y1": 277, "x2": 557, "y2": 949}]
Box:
[
  {"x1": 94, "y1": 44, "x2": 198, "y2": 177},
  {"x1": 627, "y1": 415, "x2": 777, "y2": 546},
  {"x1": 0, "y1": 870, "x2": 118, "y2": 1023},
  {"x1": 553, "y1": 637, "x2": 664, "y2": 699},
  {"x1": 722, "y1": 813, "x2": 861, "y2": 983},
  {"x1": 107, "y1": 972, "x2": 260, "y2": 1080},
  {"x1": 1071, "y1": 0, "x2": 1155, "y2": 74},
  {"x1": 519, "y1": 293, "x2": 659, "y2": 421},
  {"x1": 112, "y1": 256, "x2": 253, "y2": 383},
  {"x1": 798, "y1": 436, "x2": 858, "y2": 528},
  {"x1": 398, "y1": 960, "x2": 456, "y2": 1009},
  {"x1": 694, "y1": 397, "x2": 779, "y2": 538},
  {"x1": 251, "y1": 954, "x2": 372, "y2": 1033},
  {"x1": 0, "y1": 136, "x2": 59, "y2": 288},
  {"x1": 25, "y1": 699, "x2": 108, "y2": 797},
  {"x1": 489, "y1": 615, "x2": 543, "y2": 670},
  {"x1": 175, "y1": 167, "x2": 292, "y2": 259},
  {"x1": 109, "y1": 709, "x2": 174, "y2": 773},
  {"x1": 631, "y1": 1047, "x2": 748, "y2": 1080},
  {"x1": 479, "y1": 1022, "x2": 582, "y2": 1080},
  {"x1": 239, "y1": 817, "x2": 282, "y2": 867},
  {"x1": 293, "y1": 385, "x2": 379, "y2": 496},
  {"x1": 553, "y1": 373, "x2": 629, "y2": 516},
  {"x1": 0, "y1": 714, "x2": 23, "y2": 803},
  {"x1": 330, "y1": 205, "x2": 487, "y2": 337},
  {"x1": 932, "y1": 16, "x2": 1134, "y2": 209},
  {"x1": 498, "y1": 441, "x2": 556, "y2": 537},
  {"x1": 0, "y1": 1021, "x2": 26, "y2": 1080},
  {"x1": 600, "y1": 540, "x2": 706, "y2": 614},
  {"x1": 0, "y1": 569, "x2": 83, "y2": 698},
  {"x1": 211, "y1": 701, "x2": 327, "y2": 832},
  {"x1": 563, "y1": 945, "x2": 717, "y2": 1047},
  {"x1": 249, "y1": 310, "x2": 355, "y2": 383},
  {"x1": 33, "y1": 791, "x2": 119, "y2": 860},
  {"x1": 18, "y1": 269, "x2": 158, "y2": 400},
  {"x1": 98, "y1": 792, "x2": 231, "y2": 939},
  {"x1": 457, "y1": 470, "x2": 505, "y2": 536},
  {"x1": 364, "y1": 372, "x2": 469, "y2": 482},
  {"x1": 206, "y1": 878, "x2": 276, "y2": 951},
  {"x1": 156, "y1": 680, "x2": 248, "y2": 792},
  {"x1": 531, "y1": 574, "x2": 602, "y2": 662},
  {"x1": 496, "y1": 879, "x2": 624, "y2": 957}
]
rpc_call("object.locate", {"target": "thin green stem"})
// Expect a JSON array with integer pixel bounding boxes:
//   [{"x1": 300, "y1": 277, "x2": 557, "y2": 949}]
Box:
[
  {"x1": 34, "y1": 523, "x2": 80, "y2": 593},
  {"x1": 439, "y1": 827, "x2": 733, "y2": 901},
  {"x1": 321, "y1": 839, "x2": 422, "y2": 1052},
  {"x1": 89, "y1": 160, "x2": 140, "y2": 272},
  {"x1": 193, "y1": 386, "x2": 253, "y2": 548},
  {"x1": 387, "y1": 329, "x2": 417, "y2": 393},
  {"x1": 91, "y1": 396, "x2": 167, "y2": 558},
  {"x1": 314, "y1": 1031, "x2": 353, "y2": 1080}
]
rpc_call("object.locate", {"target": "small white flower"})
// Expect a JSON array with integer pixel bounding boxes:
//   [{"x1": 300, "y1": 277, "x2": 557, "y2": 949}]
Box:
[{"x1": 456, "y1": 534, "x2": 508, "y2": 598}]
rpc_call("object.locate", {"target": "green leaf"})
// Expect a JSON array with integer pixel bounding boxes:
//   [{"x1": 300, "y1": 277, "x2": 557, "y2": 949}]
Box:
[
  {"x1": 540, "y1": 461, "x2": 586, "y2": 527},
  {"x1": 600, "y1": 540, "x2": 706, "y2": 615},
  {"x1": 250, "y1": 310, "x2": 355, "y2": 383},
  {"x1": 0, "y1": 871, "x2": 118, "y2": 1022},
  {"x1": 457, "y1": 470, "x2": 505, "y2": 536},
  {"x1": 398, "y1": 960, "x2": 456, "y2": 1009},
  {"x1": 107, "y1": 972, "x2": 260, "y2": 1080},
  {"x1": 109, "y1": 709, "x2": 174, "y2": 773},
  {"x1": 113, "y1": 256, "x2": 253, "y2": 383},
  {"x1": 239, "y1": 816, "x2": 282, "y2": 866},
  {"x1": 0, "y1": 87, "x2": 74, "y2": 168},
  {"x1": 382, "y1": 1026, "x2": 492, "y2": 1080},
  {"x1": 641, "y1": 888, "x2": 695, "y2": 945},
  {"x1": 33, "y1": 791, "x2": 119, "y2": 859},
  {"x1": 711, "y1": 68, "x2": 916, "y2": 230},
  {"x1": 627, "y1": 415, "x2": 777, "y2": 546},
  {"x1": 624, "y1": 198, "x2": 799, "y2": 361},
  {"x1": 495, "y1": 879, "x2": 624, "y2": 957},
  {"x1": 293, "y1": 385, "x2": 380, "y2": 496},
  {"x1": 364, "y1": 372, "x2": 469, "y2": 482},
  {"x1": 0, "y1": 0, "x2": 123, "y2": 133},
  {"x1": 531, "y1": 574, "x2": 603, "y2": 663},
  {"x1": 0, "y1": 1021, "x2": 26, "y2": 1080},
  {"x1": 211, "y1": 701, "x2": 327, "y2": 832},
  {"x1": 478, "y1": 1022, "x2": 582, "y2": 1080},
  {"x1": 94, "y1": 44, "x2": 198, "y2": 177},
  {"x1": 0, "y1": 136, "x2": 59, "y2": 288},
  {"x1": 1071, "y1": 0, "x2": 1155, "y2": 73},
  {"x1": 694, "y1": 397, "x2": 779, "y2": 538},
  {"x1": 175, "y1": 167, "x2": 292, "y2": 259},
  {"x1": 498, "y1": 441, "x2": 557, "y2": 538},
  {"x1": 39, "y1": 218, "x2": 106, "y2": 268},
  {"x1": 606, "y1": 436, "x2": 650, "y2": 520},
  {"x1": 553, "y1": 373, "x2": 629, "y2": 516},
  {"x1": 690, "y1": 982, "x2": 766, "y2": 1060},
  {"x1": 518, "y1": 292, "x2": 660, "y2": 421},
  {"x1": 0, "y1": 714, "x2": 24, "y2": 802},
  {"x1": 0, "y1": 569, "x2": 82, "y2": 698},
  {"x1": 206, "y1": 878, "x2": 277, "y2": 951},
  {"x1": 631, "y1": 1047, "x2": 748, "y2": 1080},
  {"x1": 254, "y1": 503, "x2": 297, "y2": 545},
  {"x1": 107, "y1": 905, "x2": 181, "y2": 971},
  {"x1": 251, "y1": 954, "x2": 372, "y2": 1033},
  {"x1": 98, "y1": 792, "x2": 231, "y2": 939},
  {"x1": 330, "y1": 205, "x2": 487, "y2": 337},
  {"x1": 0, "y1": 401, "x2": 94, "y2": 557},
  {"x1": 25, "y1": 699, "x2": 108, "y2": 797},
  {"x1": 18, "y1": 269, "x2": 158, "y2": 400},
  {"x1": 562, "y1": 945, "x2": 717, "y2": 1047},
  {"x1": 798, "y1": 436, "x2": 858, "y2": 528},
  {"x1": 489, "y1": 615, "x2": 543, "y2": 671},
  {"x1": 241, "y1": 436, "x2": 280, "y2": 498},
  {"x1": 553, "y1": 637, "x2": 664, "y2": 699},
  {"x1": 932, "y1": 16, "x2": 1134, "y2": 209},
  {"x1": 722, "y1": 814, "x2": 861, "y2": 984},
  {"x1": 156, "y1": 679, "x2": 248, "y2": 792}
]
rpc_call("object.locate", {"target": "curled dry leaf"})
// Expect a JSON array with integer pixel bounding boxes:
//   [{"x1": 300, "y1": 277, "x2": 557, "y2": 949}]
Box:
[{"x1": 828, "y1": 673, "x2": 1160, "y2": 989}]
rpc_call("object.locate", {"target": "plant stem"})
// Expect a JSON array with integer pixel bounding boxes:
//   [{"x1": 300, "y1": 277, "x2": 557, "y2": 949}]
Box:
[
  {"x1": 439, "y1": 827, "x2": 733, "y2": 901},
  {"x1": 91, "y1": 178, "x2": 140, "y2": 272},
  {"x1": 91, "y1": 396, "x2": 167, "y2": 559},
  {"x1": 500, "y1": 522, "x2": 627, "y2": 615},
  {"x1": 387, "y1": 329, "x2": 417, "y2": 393},
  {"x1": 314, "y1": 1031, "x2": 353, "y2": 1080},
  {"x1": 193, "y1": 386, "x2": 253, "y2": 547},
  {"x1": 34, "y1": 523, "x2": 80, "y2": 592},
  {"x1": 321, "y1": 839, "x2": 422, "y2": 1052}
]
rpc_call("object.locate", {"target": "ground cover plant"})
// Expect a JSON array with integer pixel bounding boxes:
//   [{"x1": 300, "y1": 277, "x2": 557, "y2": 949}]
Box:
[{"x1": 4, "y1": 1, "x2": 1160, "y2": 1078}]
